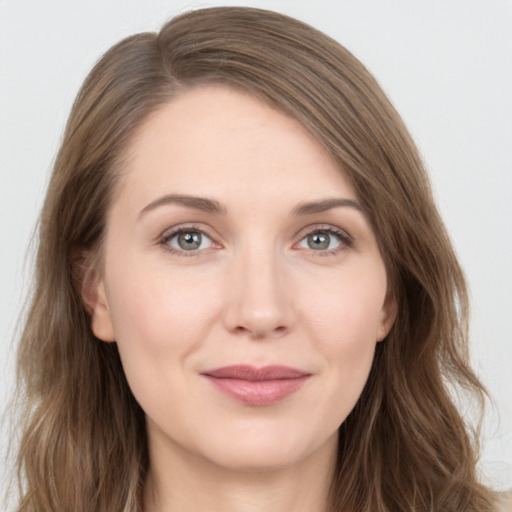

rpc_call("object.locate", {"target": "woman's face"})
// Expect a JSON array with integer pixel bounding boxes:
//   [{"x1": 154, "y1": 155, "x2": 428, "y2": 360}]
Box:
[{"x1": 89, "y1": 86, "x2": 396, "y2": 471}]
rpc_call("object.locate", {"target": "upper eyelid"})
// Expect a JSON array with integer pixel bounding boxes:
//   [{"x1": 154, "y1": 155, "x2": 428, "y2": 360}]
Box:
[
  {"x1": 159, "y1": 223, "x2": 216, "y2": 241},
  {"x1": 294, "y1": 224, "x2": 352, "y2": 241}
]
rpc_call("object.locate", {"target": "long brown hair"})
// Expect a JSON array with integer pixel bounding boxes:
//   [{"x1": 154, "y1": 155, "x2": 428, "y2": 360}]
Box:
[{"x1": 13, "y1": 7, "x2": 496, "y2": 511}]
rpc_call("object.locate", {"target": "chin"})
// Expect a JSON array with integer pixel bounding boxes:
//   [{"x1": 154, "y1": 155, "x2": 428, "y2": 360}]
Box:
[
  {"x1": 196, "y1": 425, "x2": 338, "y2": 473},
  {"x1": 206, "y1": 448, "x2": 308, "y2": 473}
]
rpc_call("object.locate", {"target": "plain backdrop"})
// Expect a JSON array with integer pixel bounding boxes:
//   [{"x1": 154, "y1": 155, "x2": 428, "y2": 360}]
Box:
[{"x1": 1, "y1": 0, "x2": 511, "y2": 500}]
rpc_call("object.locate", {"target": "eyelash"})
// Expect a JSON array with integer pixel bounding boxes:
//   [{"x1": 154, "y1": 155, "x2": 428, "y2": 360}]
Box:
[{"x1": 158, "y1": 224, "x2": 353, "y2": 258}]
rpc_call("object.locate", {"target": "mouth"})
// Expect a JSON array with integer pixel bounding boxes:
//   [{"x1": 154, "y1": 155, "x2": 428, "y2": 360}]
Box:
[{"x1": 201, "y1": 365, "x2": 311, "y2": 406}]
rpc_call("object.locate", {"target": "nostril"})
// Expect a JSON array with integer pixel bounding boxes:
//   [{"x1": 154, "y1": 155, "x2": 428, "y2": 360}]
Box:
[{"x1": 232, "y1": 324, "x2": 288, "y2": 338}]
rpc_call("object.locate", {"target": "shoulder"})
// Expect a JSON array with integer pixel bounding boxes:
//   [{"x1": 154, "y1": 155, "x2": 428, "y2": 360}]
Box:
[{"x1": 495, "y1": 490, "x2": 512, "y2": 512}]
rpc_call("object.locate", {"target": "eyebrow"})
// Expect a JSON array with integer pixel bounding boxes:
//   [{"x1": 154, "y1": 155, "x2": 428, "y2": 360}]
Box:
[
  {"x1": 292, "y1": 198, "x2": 363, "y2": 216},
  {"x1": 139, "y1": 194, "x2": 227, "y2": 218},
  {"x1": 138, "y1": 194, "x2": 363, "y2": 219}
]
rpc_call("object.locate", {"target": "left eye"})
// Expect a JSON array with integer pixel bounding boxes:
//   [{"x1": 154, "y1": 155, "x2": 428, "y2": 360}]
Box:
[
  {"x1": 297, "y1": 230, "x2": 344, "y2": 251},
  {"x1": 166, "y1": 229, "x2": 213, "y2": 251}
]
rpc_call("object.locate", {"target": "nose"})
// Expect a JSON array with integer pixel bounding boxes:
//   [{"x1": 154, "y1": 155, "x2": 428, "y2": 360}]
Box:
[{"x1": 222, "y1": 246, "x2": 295, "y2": 339}]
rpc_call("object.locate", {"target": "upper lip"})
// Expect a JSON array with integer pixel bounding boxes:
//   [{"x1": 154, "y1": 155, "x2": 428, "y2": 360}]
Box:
[{"x1": 202, "y1": 365, "x2": 310, "y2": 381}]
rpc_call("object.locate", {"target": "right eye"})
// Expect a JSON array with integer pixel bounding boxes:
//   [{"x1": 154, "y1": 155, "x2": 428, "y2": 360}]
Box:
[{"x1": 162, "y1": 228, "x2": 214, "y2": 253}]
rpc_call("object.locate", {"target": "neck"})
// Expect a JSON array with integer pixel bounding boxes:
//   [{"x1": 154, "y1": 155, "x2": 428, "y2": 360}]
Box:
[{"x1": 143, "y1": 432, "x2": 337, "y2": 512}]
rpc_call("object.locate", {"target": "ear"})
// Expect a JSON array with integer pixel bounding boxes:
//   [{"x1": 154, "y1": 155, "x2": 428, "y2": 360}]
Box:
[
  {"x1": 377, "y1": 291, "x2": 397, "y2": 342},
  {"x1": 76, "y1": 254, "x2": 116, "y2": 343}
]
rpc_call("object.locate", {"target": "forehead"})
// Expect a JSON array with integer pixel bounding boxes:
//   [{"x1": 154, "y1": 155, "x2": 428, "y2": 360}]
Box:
[{"x1": 116, "y1": 85, "x2": 356, "y2": 212}]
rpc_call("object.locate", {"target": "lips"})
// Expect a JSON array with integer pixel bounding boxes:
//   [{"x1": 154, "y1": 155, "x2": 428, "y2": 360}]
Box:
[{"x1": 201, "y1": 365, "x2": 311, "y2": 406}]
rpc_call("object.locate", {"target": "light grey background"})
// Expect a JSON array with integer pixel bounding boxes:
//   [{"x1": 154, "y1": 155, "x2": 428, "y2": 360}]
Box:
[{"x1": 1, "y1": 0, "x2": 511, "y2": 501}]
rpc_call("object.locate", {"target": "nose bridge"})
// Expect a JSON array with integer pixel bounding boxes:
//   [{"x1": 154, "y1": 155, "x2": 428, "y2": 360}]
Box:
[{"x1": 223, "y1": 237, "x2": 293, "y2": 338}]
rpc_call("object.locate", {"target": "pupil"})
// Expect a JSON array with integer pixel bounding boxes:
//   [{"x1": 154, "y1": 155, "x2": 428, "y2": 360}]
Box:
[
  {"x1": 178, "y1": 231, "x2": 201, "y2": 250},
  {"x1": 308, "y1": 232, "x2": 329, "y2": 250}
]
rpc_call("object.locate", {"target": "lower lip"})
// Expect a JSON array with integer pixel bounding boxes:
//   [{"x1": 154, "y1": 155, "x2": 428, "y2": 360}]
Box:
[{"x1": 204, "y1": 375, "x2": 310, "y2": 406}]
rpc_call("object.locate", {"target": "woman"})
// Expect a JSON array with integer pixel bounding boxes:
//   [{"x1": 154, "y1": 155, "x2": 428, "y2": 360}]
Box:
[{"x1": 11, "y1": 6, "x2": 504, "y2": 511}]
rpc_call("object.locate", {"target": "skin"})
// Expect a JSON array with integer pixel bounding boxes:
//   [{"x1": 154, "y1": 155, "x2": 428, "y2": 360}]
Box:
[{"x1": 86, "y1": 85, "x2": 396, "y2": 512}]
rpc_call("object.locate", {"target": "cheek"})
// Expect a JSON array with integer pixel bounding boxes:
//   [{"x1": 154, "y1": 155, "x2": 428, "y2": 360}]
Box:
[
  {"x1": 103, "y1": 259, "x2": 225, "y2": 422},
  {"x1": 106, "y1": 259, "x2": 221, "y2": 351},
  {"x1": 298, "y1": 265, "x2": 386, "y2": 407},
  {"x1": 300, "y1": 264, "x2": 387, "y2": 348},
  {"x1": 102, "y1": 257, "x2": 224, "y2": 407}
]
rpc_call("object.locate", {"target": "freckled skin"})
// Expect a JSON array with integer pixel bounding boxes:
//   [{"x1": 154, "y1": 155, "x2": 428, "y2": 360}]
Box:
[{"x1": 89, "y1": 86, "x2": 396, "y2": 509}]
